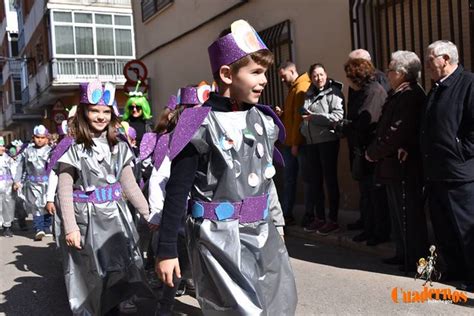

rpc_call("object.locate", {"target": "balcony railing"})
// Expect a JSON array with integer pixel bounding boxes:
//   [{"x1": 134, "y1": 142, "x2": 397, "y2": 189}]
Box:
[
  {"x1": 51, "y1": 58, "x2": 127, "y2": 83},
  {"x1": 48, "y1": 0, "x2": 130, "y2": 5}
]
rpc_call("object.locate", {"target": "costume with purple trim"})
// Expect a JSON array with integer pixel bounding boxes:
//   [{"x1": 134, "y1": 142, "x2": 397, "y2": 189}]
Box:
[
  {"x1": 0, "y1": 147, "x2": 16, "y2": 228},
  {"x1": 55, "y1": 81, "x2": 151, "y2": 315}
]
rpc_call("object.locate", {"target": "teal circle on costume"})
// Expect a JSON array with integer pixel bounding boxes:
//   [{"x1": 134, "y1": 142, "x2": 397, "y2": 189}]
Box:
[
  {"x1": 215, "y1": 202, "x2": 235, "y2": 220},
  {"x1": 92, "y1": 90, "x2": 102, "y2": 104},
  {"x1": 192, "y1": 202, "x2": 204, "y2": 218},
  {"x1": 103, "y1": 91, "x2": 111, "y2": 104}
]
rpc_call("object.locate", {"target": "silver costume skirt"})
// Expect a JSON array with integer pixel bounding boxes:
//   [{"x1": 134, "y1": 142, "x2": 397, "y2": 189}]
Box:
[
  {"x1": 186, "y1": 217, "x2": 297, "y2": 315},
  {"x1": 58, "y1": 199, "x2": 152, "y2": 315}
]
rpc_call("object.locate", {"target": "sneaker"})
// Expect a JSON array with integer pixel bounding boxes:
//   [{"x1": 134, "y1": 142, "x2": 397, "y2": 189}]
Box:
[
  {"x1": 3, "y1": 227, "x2": 13, "y2": 238},
  {"x1": 175, "y1": 280, "x2": 186, "y2": 297},
  {"x1": 44, "y1": 228, "x2": 53, "y2": 237},
  {"x1": 303, "y1": 219, "x2": 326, "y2": 232},
  {"x1": 316, "y1": 222, "x2": 340, "y2": 236},
  {"x1": 34, "y1": 230, "x2": 45, "y2": 241},
  {"x1": 119, "y1": 298, "x2": 138, "y2": 314}
]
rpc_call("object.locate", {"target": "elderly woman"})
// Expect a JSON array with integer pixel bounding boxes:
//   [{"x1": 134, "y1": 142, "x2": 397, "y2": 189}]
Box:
[
  {"x1": 344, "y1": 58, "x2": 391, "y2": 246},
  {"x1": 366, "y1": 51, "x2": 428, "y2": 271},
  {"x1": 300, "y1": 63, "x2": 344, "y2": 235}
]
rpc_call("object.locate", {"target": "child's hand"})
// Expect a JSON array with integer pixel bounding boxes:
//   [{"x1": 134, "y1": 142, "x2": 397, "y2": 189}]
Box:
[
  {"x1": 13, "y1": 182, "x2": 21, "y2": 191},
  {"x1": 66, "y1": 231, "x2": 82, "y2": 250},
  {"x1": 156, "y1": 257, "x2": 181, "y2": 287},
  {"x1": 45, "y1": 202, "x2": 56, "y2": 215}
]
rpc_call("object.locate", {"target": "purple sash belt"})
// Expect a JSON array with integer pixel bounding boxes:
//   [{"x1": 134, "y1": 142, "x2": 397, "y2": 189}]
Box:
[
  {"x1": 73, "y1": 182, "x2": 122, "y2": 204},
  {"x1": 189, "y1": 194, "x2": 269, "y2": 223},
  {"x1": 27, "y1": 175, "x2": 49, "y2": 183},
  {"x1": 0, "y1": 175, "x2": 13, "y2": 181}
]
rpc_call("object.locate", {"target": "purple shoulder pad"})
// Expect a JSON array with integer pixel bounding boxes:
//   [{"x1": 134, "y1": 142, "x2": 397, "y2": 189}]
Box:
[
  {"x1": 139, "y1": 132, "x2": 157, "y2": 161},
  {"x1": 255, "y1": 104, "x2": 286, "y2": 143},
  {"x1": 168, "y1": 107, "x2": 211, "y2": 160},
  {"x1": 46, "y1": 136, "x2": 74, "y2": 175},
  {"x1": 153, "y1": 133, "x2": 170, "y2": 169},
  {"x1": 273, "y1": 147, "x2": 285, "y2": 167}
]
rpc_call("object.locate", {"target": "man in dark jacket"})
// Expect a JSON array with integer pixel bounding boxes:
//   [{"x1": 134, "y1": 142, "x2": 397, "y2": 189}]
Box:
[{"x1": 421, "y1": 40, "x2": 474, "y2": 292}]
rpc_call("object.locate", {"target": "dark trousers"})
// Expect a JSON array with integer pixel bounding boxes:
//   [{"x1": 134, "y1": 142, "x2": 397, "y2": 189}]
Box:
[
  {"x1": 386, "y1": 179, "x2": 428, "y2": 265},
  {"x1": 301, "y1": 141, "x2": 340, "y2": 222},
  {"x1": 281, "y1": 145, "x2": 300, "y2": 218},
  {"x1": 428, "y1": 181, "x2": 474, "y2": 282},
  {"x1": 359, "y1": 175, "x2": 391, "y2": 240},
  {"x1": 33, "y1": 213, "x2": 52, "y2": 232}
]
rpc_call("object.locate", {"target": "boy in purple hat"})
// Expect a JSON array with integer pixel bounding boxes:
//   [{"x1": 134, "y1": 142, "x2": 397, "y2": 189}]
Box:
[
  {"x1": 14, "y1": 125, "x2": 52, "y2": 241},
  {"x1": 155, "y1": 20, "x2": 296, "y2": 315}
]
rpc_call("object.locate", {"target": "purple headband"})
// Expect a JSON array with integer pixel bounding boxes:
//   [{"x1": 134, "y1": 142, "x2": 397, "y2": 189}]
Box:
[
  {"x1": 178, "y1": 87, "x2": 200, "y2": 105},
  {"x1": 166, "y1": 95, "x2": 178, "y2": 110},
  {"x1": 79, "y1": 80, "x2": 115, "y2": 106},
  {"x1": 33, "y1": 125, "x2": 49, "y2": 136},
  {"x1": 208, "y1": 19, "x2": 268, "y2": 74}
]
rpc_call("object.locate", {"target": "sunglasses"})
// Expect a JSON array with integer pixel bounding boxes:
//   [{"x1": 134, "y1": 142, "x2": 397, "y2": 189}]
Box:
[{"x1": 130, "y1": 105, "x2": 142, "y2": 111}]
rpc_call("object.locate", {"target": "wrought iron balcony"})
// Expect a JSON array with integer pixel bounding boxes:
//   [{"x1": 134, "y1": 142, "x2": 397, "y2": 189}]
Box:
[{"x1": 51, "y1": 58, "x2": 127, "y2": 83}]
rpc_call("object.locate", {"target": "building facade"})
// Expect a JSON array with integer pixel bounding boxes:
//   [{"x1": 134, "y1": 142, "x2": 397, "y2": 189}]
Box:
[{"x1": 11, "y1": 0, "x2": 135, "y2": 139}]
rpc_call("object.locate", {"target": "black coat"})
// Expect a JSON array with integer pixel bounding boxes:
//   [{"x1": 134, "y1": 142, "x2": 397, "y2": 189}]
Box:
[
  {"x1": 367, "y1": 82, "x2": 426, "y2": 183},
  {"x1": 420, "y1": 66, "x2": 474, "y2": 182}
]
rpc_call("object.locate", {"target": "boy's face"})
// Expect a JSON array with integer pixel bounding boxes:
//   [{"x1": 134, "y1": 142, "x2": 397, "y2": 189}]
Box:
[
  {"x1": 229, "y1": 60, "x2": 268, "y2": 105},
  {"x1": 33, "y1": 135, "x2": 49, "y2": 147}
]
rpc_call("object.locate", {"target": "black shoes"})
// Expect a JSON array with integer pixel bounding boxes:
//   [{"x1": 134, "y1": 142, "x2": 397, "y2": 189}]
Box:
[
  {"x1": 382, "y1": 256, "x2": 404, "y2": 265},
  {"x1": 3, "y1": 227, "x2": 13, "y2": 238},
  {"x1": 347, "y1": 219, "x2": 363, "y2": 231},
  {"x1": 352, "y1": 231, "x2": 368, "y2": 242},
  {"x1": 18, "y1": 218, "x2": 28, "y2": 231},
  {"x1": 458, "y1": 282, "x2": 474, "y2": 293}
]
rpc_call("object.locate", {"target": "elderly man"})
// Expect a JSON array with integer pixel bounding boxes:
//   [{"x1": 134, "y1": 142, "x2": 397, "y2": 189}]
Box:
[
  {"x1": 277, "y1": 61, "x2": 311, "y2": 226},
  {"x1": 421, "y1": 40, "x2": 474, "y2": 292}
]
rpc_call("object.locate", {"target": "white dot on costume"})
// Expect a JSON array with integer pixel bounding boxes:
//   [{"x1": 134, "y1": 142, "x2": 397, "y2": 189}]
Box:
[
  {"x1": 234, "y1": 160, "x2": 241, "y2": 177},
  {"x1": 220, "y1": 136, "x2": 233, "y2": 150},
  {"x1": 264, "y1": 164, "x2": 276, "y2": 179},
  {"x1": 106, "y1": 174, "x2": 116, "y2": 184},
  {"x1": 248, "y1": 173, "x2": 260, "y2": 187},
  {"x1": 254, "y1": 123, "x2": 263, "y2": 136},
  {"x1": 96, "y1": 152, "x2": 104, "y2": 162},
  {"x1": 256, "y1": 143, "x2": 264, "y2": 158},
  {"x1": 243, "y1": 130, "x2": 256, "y2": 141},
  {"x1": 85, "y1": 185, "x2": 96, "y2": 192}
]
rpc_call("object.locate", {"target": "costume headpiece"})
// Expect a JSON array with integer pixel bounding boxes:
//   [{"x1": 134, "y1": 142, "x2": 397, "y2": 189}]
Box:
[
  {"x1": 166, "y1": 95, "x2": 178, "y2": 110},
  {"x1": 208, "y1": 19, "x2": 268, "y2": 74},
  {"x1": 67, "y1": 105, "x2": 77, "y2": 118},
  {"x1": 79, "y1": 80, "x2": 115, "y2": 106},
  {"x1": 127, "y1": 80, "x2": 146, "y2": 98},
  {"x1": 33, "y1": 125, "x2": 49, "y2": 136},
  {"x1": 176, "y1": 82, "x2": 214, "y2": 106}
]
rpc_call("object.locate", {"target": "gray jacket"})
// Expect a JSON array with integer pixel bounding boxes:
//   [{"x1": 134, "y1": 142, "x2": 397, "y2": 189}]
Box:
[{"x1": 300, "y1": 80, "x2": 344, "y2": 144}]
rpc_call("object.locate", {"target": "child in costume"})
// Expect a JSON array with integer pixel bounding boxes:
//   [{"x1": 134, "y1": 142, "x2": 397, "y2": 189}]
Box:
[
  {"x1": 53, "y1": 80, "x2": 152, "y2": 315},
  {"x1": 14, "y1": 125, "x2": 52, "y2": 241},
  {"x1": 155, "y1": 20, "x2": 296, "y2": 315},
  {"x1": 9, "y1": 139, "x2": 28, "y2": 230},
  {"x1": 0, "y1": 136, "x2": 17, "y2": 237}
]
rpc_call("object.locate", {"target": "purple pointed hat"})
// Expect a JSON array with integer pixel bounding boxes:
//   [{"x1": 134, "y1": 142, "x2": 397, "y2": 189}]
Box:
[
  {"x1": 166, "y1": 95, "x2": 178, "y2": 110},
  {"x1": 177, "y1": 87, "x2": 200, "y2": 106},
  {"x1": 79, "y1": 79, "x2": 116, "y2": 106},
  {"x1": 208, "y1": 19, "x2": 269, "y2": 74}
]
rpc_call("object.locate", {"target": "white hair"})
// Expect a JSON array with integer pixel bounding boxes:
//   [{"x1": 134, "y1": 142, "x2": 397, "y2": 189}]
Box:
[
  {"x1": 348, "y1": 49, "x2": 372, "y2": 61},
  {"x1": 427, "y1": 40, "x2": 459, "y2": 64},
  {"x1": 391, "y1": 50, "x2": 421, "y2": 81}
]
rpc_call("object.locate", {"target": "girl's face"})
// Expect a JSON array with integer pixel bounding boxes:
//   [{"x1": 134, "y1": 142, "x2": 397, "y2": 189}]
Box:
[{"x1": 87, "y1": 105, "x2": 112, "y2": 134}]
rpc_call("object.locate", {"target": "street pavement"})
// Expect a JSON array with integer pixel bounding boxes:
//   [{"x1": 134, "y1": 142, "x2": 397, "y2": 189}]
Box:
[{"x1": 0, "y1": 221, "x2": 473, "y2": 315}]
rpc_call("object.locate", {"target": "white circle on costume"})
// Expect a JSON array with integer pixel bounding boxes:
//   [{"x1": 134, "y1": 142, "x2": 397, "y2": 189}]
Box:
[
  {"x1": 85, "y1": 185, "x2": 96, "y2": 192},
  {"x1": 256, "y1": 143, "x2": 264, "y2": 158},
  {"x1": 234, "y1": 160, "x2": 241, "y2": 177},
  {"x1": 220, "y1": 136, "x2": 233, "y2": 150},
  {"x1": 96, "y1": 152, "x2": 104, "y2": 162},
  {"x1": 248, "y1": 173, "x2": 260, "y2": 187},
  {"x1": 243, "y1": 130, "x2": 256, "y2": 142},
  {"x1": 264, "y1": 164, "x2": 276, "y2": 179},
  {"x1": 106, "y1": 174, "x2": 116, "y2": 184},
  {"x1": 254, "y1": 123, "x2": 263, "y2": 136}
]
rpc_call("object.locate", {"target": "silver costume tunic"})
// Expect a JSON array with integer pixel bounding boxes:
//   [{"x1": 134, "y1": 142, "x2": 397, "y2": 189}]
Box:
[
  {"x1": 185, "y1": 107, "x2": 297, "y2": 315},
  {"x1": 57, "y1": 137, "x2": 150, "y2": 315},
  {"x1": 16, "y1": 145, "x2": 51, "y2": 215},
  {"x1": 0, "y1": 154, "x2": 16, "y2": 225}
]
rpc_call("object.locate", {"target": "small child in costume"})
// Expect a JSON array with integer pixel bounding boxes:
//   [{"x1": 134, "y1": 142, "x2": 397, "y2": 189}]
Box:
[
  {"x1": 155, "y1": 20, "x2": 296, "y2": 315},
  {"x1": 9, "y1": 139, "x2": 28, "y2": 231},
  {"x1": 0, "y1": 136, "x2": 17, "y2": 237},
  {"x1": 14, "y1": 125, "x2": 52, "y2": 241},
  {"x1": 53, "y1": 80, "x2": 152, "y2": 315}
]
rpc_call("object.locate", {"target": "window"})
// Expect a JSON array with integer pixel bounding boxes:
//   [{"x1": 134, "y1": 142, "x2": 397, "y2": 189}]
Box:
[
  {"x1": 52, "y1": 10, "x2": 134, "y2": 58},
  {"x1": 13, "y1": 79, "x2": 21, "y2": 102},
  {"x1": 141, "y1": 0, "x2": 174, "y2": 21}
]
